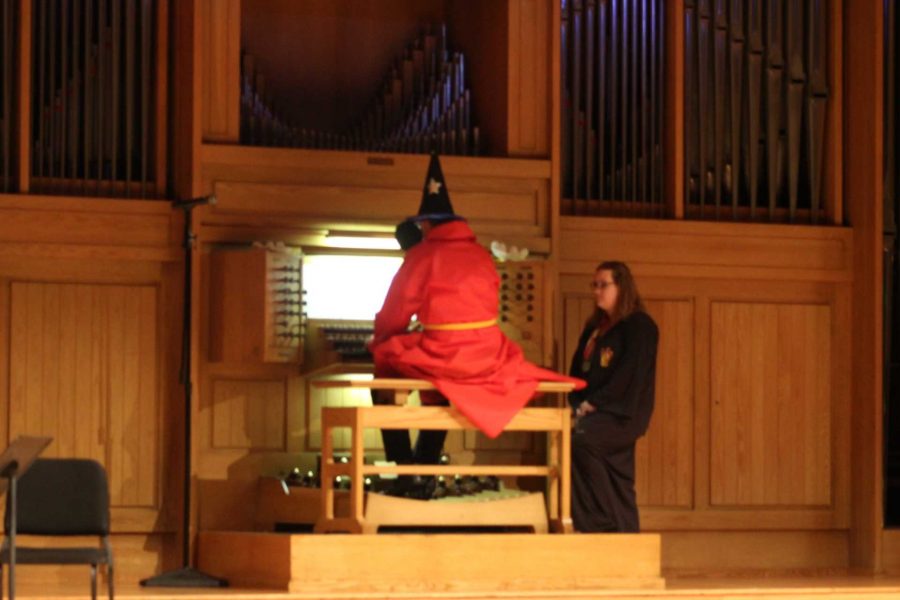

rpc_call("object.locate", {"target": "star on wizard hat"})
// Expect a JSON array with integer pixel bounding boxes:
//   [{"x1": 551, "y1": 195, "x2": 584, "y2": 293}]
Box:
[{"x1": 411, "y1": 153, "x2": 462, "y2": 222}]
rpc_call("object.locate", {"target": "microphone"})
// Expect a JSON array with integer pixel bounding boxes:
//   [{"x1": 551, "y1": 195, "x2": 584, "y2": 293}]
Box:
[{"x1": 173, "y1": 194, "x2": 217, "y2": 209}]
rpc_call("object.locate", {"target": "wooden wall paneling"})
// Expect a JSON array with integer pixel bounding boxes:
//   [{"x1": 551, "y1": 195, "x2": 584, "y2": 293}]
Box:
[
  {"x1": 666, "y1": 0, "x2": 685, "y2": 218},
  {"x1": 79, "y1": 289, "x2": 97, "y2": 458},
  {"x1": 831, "y1": 282, "x2": 852, "y2": 528},
  {"x1": 709, "y1": 301, "x2": 832, "y2": 508},
  {"x1": 305, "y1": 379, "x2": 326, "y2": 451},
  {"x1": 506, "y1": 0, "x2": 549, "y2": 157},
  {"x1": 844, "y1": 0, "x2": 884, "y2": 573},
  {"x1": 195, "y1": 450, "x2": 282, "y2": 532},
  {"x1": 130, "y1": 287, "x2": 160, "y2": 505},
  {"x1": 196, "y1": 246, "x2": 211, "y2": 469},
  {"x1": 200, "y1": 148, "x2": 555, "y2": 254},
  {"x1": 0, "y1": 205, "x2": 182, "y2": 573},
  {"x1": 211, "y1": 379, "x2": 285, "y2": 450},
  {"x1": 202, "y1": 145, "x2": 551, "y2": 182},
  {"x1": 208, "y1": 247, "x2": 267, "y2": 363},
  {"x1": 558, "y1": 216, "x2": 853, "y2": 282},
  {"x1": 202, "y1": 0, "x2": 240, "y2": 143},
  {"x1": 544, "y1": 257, "x2": 561, "y2": 371},
  {"x1": 9, "y1": 282, "x2": 162, "y2": 523},
  {"x1": 693, "y1": 292, "x2": 711, "y2": 514},
  {"x1": 195, "y1": 243, "x2": 301, "y2": 533},
  {"x1": 0, "y1": 260, "x2": 166, "y2": 290},
  {"x1": 661, "y1": 530, "x2": 849, "y2": 575},
  {"x1": 285, "y1": 374, "x2": 304, "y2": 453},
  {"x1": 109, "y1": 285, "x2": 160, "y2": 509},
  {"x1": 0, "y1": 196, "x2": 179, "y2": 258},
  {"x1": 638, "y1": 297, "x2": 694, "y2": 509},
  {"x1": 208, "y1": 177, "x2": 545, "y2": 232},
  {"x1": 16, "y1": 0, "x2": 31, "y2": 192},
  {"x1": 10, "y1": 284, "x2": 90, "y2": 460}
]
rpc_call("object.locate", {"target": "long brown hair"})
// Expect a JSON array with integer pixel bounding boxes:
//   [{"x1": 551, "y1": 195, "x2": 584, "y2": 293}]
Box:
[{"x1": 588, "y1": 261, "x2": 646, "y2": 329}]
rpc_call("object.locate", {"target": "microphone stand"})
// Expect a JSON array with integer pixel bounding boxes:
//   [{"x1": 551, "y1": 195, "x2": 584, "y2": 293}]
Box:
[{"x1": 141, "y1": 196, "x2": 226, "y2": 588}]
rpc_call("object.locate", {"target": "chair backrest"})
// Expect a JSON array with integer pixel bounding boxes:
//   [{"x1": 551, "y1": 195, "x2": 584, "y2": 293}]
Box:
[{"x1": 4, "y1": 458, "x2": 110, "y2": 536}]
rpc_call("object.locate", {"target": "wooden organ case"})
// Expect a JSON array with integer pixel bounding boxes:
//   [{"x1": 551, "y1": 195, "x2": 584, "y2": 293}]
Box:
[
  {"x1": 207, "y1": 247, "x2": 550, "y2": 370},
  {"x1": 193, "y1": 0, "x2": 565, "y2": 541},
  {"x1": 208, "y1": 245, "x2": 305, "y2": 365},
  {"x1": 497, "y1": 261, "x2": 546, "y2": 366}
]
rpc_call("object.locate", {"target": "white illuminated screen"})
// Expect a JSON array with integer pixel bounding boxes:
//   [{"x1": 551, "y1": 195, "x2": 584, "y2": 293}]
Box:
[{"x1": 303, "y1": 254, "x2": 403, "y2": 320}]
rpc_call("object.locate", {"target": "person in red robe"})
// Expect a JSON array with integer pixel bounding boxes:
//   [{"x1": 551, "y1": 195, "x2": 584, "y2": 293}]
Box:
[{"x1": 370, "y1": 154, "x2": 585, "y2": 466}]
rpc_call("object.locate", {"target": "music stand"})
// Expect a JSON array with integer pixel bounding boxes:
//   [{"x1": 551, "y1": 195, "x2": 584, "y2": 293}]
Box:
[
  {"x1": 141, "y1": 196, "x2": 226, "y2": 588},
  {"x1": 0, "y1": 436, "x2": 52, "y2": 600}
]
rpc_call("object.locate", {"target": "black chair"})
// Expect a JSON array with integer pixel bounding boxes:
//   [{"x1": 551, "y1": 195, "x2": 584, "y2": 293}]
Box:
[{"x1": 0, "y1": 458, "x2": 114, "y2": 600}]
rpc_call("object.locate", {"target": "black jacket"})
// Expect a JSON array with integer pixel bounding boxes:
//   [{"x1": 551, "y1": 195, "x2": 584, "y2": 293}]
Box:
[{"x1": 568, "y1": 311, "x2": 659, "y2": 437}]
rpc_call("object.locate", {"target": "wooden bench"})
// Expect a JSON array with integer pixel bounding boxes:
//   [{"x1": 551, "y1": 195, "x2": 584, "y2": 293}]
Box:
[{"x1": 311, "y1": 378, "x2": 576, "y2": 534}]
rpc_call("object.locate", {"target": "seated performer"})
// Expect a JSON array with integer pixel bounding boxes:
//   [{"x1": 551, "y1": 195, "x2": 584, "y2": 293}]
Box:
[{"x1": 369, "y1": 153, "x2": 585, "y2": 470}]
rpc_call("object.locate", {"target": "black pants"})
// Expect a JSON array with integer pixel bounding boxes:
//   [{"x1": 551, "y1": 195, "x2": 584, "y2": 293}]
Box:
[
  {"x1": 571, "y1": 411, "x2": 641, "y2": 533},
  {"x1": 371, "y1": 390, "x2": 448, "y2": 464}
]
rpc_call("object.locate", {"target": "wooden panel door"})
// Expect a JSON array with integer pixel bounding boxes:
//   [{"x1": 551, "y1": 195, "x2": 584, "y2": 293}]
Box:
[
  {"x1": 638, "y1": 298, "x2": 694, "y2": 509},
  {"x1": 709, "y1": 301, "x2": 832, "y2": 507},
  {"x1": 9, "y1": 282, "x2": 161, "y2": 513}
]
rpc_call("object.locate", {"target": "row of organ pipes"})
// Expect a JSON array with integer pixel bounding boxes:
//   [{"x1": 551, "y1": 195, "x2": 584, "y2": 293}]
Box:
[
  {"x1": 241, "y1": 24, "x2": 480, "y2": 157},
  {"x1": 562, "y1": 0, "x2": 667, "y2": 217},
  {"x1": 561, "y1": 0, "x2": 829, "y2": 223},
  {"x1": 0, "y1": 0, "x2": 833, "y2": 221},
  {"x1": 31, "y1": 0, "x2": 159, "y2": 197},
  {"x1": 683, "y1": 0, "x2": 829, "y2": 223}
]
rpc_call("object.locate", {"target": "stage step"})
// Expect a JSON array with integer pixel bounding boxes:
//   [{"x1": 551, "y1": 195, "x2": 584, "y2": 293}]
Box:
[{"x1": 198, "y1": 531, "x2": 664, "y2": 594}]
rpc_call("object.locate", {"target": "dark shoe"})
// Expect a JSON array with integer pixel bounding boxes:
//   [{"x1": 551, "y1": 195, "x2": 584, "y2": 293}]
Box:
[
  {"x1": 459, "y1": 476, "x2": 482, "y2": 495},
  {"x1": 481, "y1": 475, "x2": 501, "y2": 492},
  {"x1": 431, "y1": 476, "x2": 449, "y2": 499},
  {"x1": 379, "y1": 475, "x2": 413, "y2": 497},
  {"x1": 402, "y1": 476, "x2": 435, "y2": 500}
]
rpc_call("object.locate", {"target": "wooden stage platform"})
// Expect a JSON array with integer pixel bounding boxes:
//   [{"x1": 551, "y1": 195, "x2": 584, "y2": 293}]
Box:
[
  {"x1": 197, "y1": 531, "x2": 665, "y2": 594},
  {"x1": 10, "y1": 575, "x2": 900, "y2": 600}
]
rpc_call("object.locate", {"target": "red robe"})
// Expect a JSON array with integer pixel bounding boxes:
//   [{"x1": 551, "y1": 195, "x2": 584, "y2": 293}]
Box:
[{"x1": 371, "y1": 220, "x2": 585, "y2": 438}]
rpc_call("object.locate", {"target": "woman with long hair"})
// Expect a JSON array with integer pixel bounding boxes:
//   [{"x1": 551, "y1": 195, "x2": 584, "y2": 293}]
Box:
[{"x1": 568, "y1": 261, "x2": 659, "y2": 532}]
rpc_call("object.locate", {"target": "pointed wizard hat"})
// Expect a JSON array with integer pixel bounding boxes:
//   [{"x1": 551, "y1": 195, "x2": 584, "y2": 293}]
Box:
[{"x1": 411, "y1": 153, "x2": 462, "y2": 222}]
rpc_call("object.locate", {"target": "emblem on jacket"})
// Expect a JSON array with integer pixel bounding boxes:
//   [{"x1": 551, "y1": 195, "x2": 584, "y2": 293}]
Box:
[{"x1": 600, "y1": 347, "x2": 614, "y2": 368}]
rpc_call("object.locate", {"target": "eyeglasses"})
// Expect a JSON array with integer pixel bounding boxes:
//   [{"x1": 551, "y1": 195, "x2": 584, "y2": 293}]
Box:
[{"x1": 589, "y1": 280, "x2": 616, "y2": 290}]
